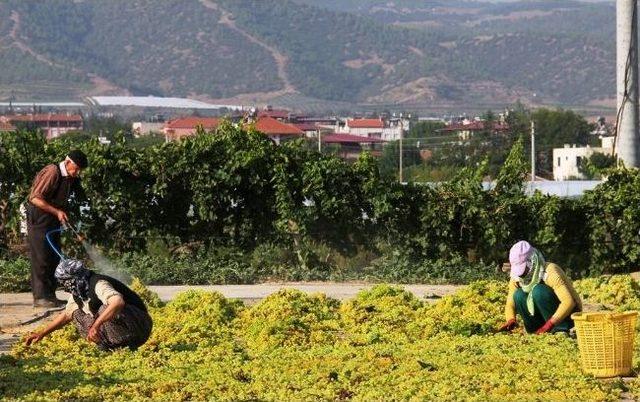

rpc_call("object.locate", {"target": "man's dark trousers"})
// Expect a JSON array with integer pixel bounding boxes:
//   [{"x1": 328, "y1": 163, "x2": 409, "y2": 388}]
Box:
[{"x1": 26, "y1": 205, "x2": 61, "y2": 300}]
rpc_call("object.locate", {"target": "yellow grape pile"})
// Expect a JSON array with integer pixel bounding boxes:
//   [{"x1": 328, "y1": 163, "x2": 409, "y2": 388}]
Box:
[
  {"x1": 234, "y1": 288, "x2": 340, "y2": 354},
  {"x1": 574, "y1": 274, "x2": 640, "y2": 312},
  {"x1": 415, "y1": 280, "x2": 506, "y2": 337},
  {"x1": 144, "y1": 290, "x2": 243, "y2": 351},
  {"x1": 339, "y1": 285, "x2": 424, "y2": 345},
  {"x1": 129, "y1": 277, "x2": 164, "y2": 308},
  {"x1": 2, "y1": 277, "x2": 639, "y2": 401}
]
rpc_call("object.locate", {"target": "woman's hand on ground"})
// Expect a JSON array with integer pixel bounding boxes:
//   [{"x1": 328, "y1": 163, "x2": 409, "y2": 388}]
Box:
[
  {"x1": 24, "y1": 332, "x2": 44, "y2": 346},
  {"x1": 497, "y1": 319, "x2": 517, "y2": 333},
  {"x1": 535, "y1": 319, "x2": 555, "y2": 334},
  {"x1": 87, "y1": 325, "x2": 101, "y2": 343}
]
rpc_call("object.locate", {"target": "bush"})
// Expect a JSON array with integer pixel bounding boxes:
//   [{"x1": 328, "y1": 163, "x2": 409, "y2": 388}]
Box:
[
  {"x1": 4, "y1": 126, "x2": 640, "y2": 279},
  {"x1": 0, "y1": 258, "x2": 30, "y2": 292},
  {"x1": 119, "y1": 247, "x2": 256, "y2": 285},
  {"x1": 363, "y1": 253, "x2": 503, "y2": 284}
]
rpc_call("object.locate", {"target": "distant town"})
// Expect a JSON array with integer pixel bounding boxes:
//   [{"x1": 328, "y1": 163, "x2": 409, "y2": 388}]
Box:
[{"x1": 0, "y1": 95, "x2": 615, "y2": 184}]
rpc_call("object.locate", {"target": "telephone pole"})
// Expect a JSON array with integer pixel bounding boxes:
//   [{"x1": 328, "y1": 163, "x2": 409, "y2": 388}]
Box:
[
  {"x1": 399, "y1": 132, "x2": 403, "y2": 183},
  {"x1": 531, "y1": 120, "x2": 536, "y2": 181},
  {"x1": 616, "y1": 0, "x2": 640, "y2": 166}
]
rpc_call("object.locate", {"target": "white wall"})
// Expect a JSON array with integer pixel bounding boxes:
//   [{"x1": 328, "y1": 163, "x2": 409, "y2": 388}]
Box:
[
  {"x1": 552, "y1": 145, "x2": 611, "y2": 181},
  {"x1": 132, "y1": 122, "x2": 164, "y2": 136}
]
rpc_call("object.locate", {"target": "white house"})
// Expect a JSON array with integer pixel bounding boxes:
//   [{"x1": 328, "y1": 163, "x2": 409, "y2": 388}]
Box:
[
  {"x1": 552, "y1": 136, "x2": 614, "y2": 180},
  {"x1": 335, "y1": 118, "x2": 408, "y2": 141},
  {"x1": 132, "y1": 122, "x2": 164, "y2": 136}
]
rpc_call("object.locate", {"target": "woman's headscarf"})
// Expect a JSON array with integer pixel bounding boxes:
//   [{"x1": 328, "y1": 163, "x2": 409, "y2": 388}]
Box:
[{"x1": 55, "y1": 259, "x2": 91, "y2": 300}]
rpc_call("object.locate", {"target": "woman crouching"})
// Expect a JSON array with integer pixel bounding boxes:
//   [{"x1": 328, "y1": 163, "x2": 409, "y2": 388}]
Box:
[
  {"x1": 498, "y1": 241, "x2": 582, "y2": 335},
  {"x1": 25, "y1": 259, "x2": 152, "y2": 350}
]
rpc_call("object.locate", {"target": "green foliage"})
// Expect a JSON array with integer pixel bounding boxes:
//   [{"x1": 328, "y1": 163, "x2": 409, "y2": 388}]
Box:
[
  {"x1": 4, "y1": 123, "x2": 640, "y2": 280},
  {"x1": 0, "y1": 258, "x2": 30, "y2": 292},
  {"x1": 408, "y1": 121, "x2": 446, "y2": 139},
  {"x1": 364, "y1": 253, "x2": 502, "y2": 284},
  {"x1": 378, "y1": 140, "x2": 422, "y2": 180},
  {"x1": 112, "y1": 245, "x2": 502, "y2": 286},
  {"x1": 493, "y1": 137, "x2": 527, "y2": 195},
  {"x1": 579, "y1": 152, "x2": 616, "y2": 180},
  {"x1": 583, "y1": 169, "x2": 640, "y2": 274},
  {"x1": 119, "y1": 247, "x2": 256, "y2": 285}
]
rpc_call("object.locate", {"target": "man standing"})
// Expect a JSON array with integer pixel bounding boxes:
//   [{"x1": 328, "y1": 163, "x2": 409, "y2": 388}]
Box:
[{"x1": 26, "y1": 150, "x2": 88, "y2": 307}]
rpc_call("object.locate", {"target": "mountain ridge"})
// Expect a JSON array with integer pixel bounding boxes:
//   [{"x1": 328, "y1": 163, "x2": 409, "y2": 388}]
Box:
[{"x1": 0, "y1": 0, "x2": 617, "y2": 112}]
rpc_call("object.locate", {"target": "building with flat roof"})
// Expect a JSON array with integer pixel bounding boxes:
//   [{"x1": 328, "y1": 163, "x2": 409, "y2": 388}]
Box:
[
  {"x1": 335, "y1": 117, "x2": 407, "y2": 141},
  {"x1": 163, "y1": 117, "x2": 221, "y2": 141},
  {"x1": 0, "y1": 113, "x2": 82, "y2": 139},
  {"x1": 552, "y1": 137, "x2": 614, "y2": 181}
]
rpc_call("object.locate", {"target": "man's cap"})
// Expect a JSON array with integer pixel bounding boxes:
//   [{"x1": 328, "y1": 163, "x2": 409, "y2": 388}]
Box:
[{"x1": 67, "y1": 149, "x2": 88, "y2": 169}]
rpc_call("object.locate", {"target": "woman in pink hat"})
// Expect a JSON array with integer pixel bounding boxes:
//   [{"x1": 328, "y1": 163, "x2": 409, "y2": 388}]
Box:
[{"x1": 498, "y1": 240, "x2": 582, "y2": 334}]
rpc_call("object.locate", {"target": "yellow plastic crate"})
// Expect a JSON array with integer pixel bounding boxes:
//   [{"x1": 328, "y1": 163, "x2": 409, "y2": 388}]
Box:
[{"x1": 571, "y1": 311, "x2": 637, "y2": 378}]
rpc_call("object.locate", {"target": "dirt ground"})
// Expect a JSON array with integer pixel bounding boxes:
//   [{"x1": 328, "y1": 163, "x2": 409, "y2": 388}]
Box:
[{"x1": 0, "y1": 282, "x2": 461, "y2": 355}]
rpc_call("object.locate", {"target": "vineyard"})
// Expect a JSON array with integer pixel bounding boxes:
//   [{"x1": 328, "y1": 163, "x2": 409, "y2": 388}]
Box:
[
  {"x1": 3, "y1": 124, "x2": 640, "y2": 283},
  {"x1": 1, "y1": 276, "x2": 640, "y2": 401}
]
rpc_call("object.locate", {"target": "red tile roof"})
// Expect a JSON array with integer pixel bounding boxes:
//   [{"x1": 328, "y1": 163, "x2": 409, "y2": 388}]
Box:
[
  {"x1": 165, "y1": 117, "x2": 221, "y2": 129},
  {"x1": 0, "y1": 121, "x2": 16, "y2": 131},
  {"x1": 322, "y1": 133, "x2": 386, "y2": 144},
  {"x1": 4, "y1": 114, "x2": 82, "y2": 122},
  {"x1": 347, "y1": 118, "x2": 384, "y2": 129},
  {"x1": 293, "y1": 123, "x2": 319, "y2": 131},
  {"x1": 257, "y1": 109, "x2": 290, "y2": 119},
  {"x1": 252, "y1": 116, "x2": 303, "y2": 136},
  {"x1": 440, "y1": 121, "x2": 510, "y2": 132}
]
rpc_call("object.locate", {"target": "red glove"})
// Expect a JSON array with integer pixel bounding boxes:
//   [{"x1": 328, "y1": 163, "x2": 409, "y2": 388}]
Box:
[
  {"x1": 498, "y1": 319, "x2": 517, "y2": 332},
  {"x1": 535, "y1": 319, "x2": 556, "y2": 334}
]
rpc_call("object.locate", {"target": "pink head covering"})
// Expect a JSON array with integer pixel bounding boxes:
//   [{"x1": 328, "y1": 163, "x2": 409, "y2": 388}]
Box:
[{"x1": 509, "y1": 240, "x2": 533, "y2": 279}]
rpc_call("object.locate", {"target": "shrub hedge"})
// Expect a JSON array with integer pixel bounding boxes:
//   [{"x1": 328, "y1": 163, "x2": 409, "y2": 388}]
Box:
[{"x1": 2, "y1": 125, "x2": 640, "y2": 284}]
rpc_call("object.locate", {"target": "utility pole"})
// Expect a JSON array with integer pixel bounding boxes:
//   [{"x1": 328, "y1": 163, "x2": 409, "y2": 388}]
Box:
[
  {"x1": 616, "y1": 0, "x2": 640, "y2": 167},
  {"x1": 531, "y1": 120, "x2": 536, "y2": 181},
  {"x1": 318, "y1": 131, "x2": 322, "y2": 153},
  {"x1": 399, "y1": 132, "x2": 403, "y2": 183},
  {"x1": 394, "y1": 113, "x2": 404, "y2": 184}
]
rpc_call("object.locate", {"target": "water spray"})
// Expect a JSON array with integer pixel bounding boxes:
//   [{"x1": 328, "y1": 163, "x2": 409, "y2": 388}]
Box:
[{"x1": 45, "y1": 223, "x2": 131, "y2": 284}]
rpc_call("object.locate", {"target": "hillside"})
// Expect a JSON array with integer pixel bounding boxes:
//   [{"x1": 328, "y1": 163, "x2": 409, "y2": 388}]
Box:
[{"x1": 0, "y1": 0, "x2": 617, "y2": 111}]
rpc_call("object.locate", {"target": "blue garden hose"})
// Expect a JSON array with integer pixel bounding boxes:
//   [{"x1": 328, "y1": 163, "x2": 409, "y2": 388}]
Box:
[{"x1": 45, "y1": 227, "x2": 67, "y2": 261}]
